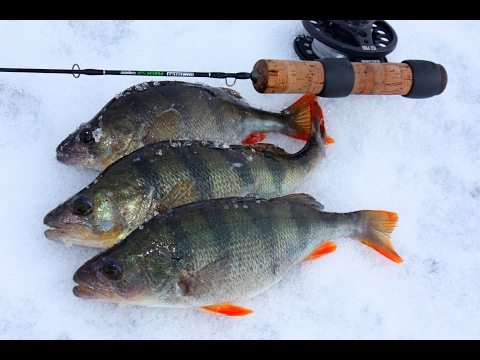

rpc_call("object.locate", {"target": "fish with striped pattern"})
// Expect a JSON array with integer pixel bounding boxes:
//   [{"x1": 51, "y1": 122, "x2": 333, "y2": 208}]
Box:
[
  {"x1": 56, "y1": 80, "x2": 321, "y2": 172},
  {"x1": 72, "y1": 193, "x2": 402, "y2": 316},
  {"x1": 44, "y1": 97, "x2": 327, "y2": 248}
]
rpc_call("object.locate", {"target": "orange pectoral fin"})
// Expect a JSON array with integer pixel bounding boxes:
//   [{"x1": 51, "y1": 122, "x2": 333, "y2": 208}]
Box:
[
  {"x1": 326, "y1": 135, "x2": 335, "y2": 145},
  {"x1": 302, "y1": 241, "x2": 337, "y2": 262},
  {"x1": 200, "y1": 303, "x2": 254, "y2": 316},
  {"x1": 242, "y1": 132, "x2": 266, "y2": 145}
]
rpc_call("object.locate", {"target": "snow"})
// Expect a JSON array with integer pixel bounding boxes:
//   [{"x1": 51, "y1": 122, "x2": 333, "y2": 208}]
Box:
[{"x1": 0, "y1": 20, "x2": 479, "y2": 340}]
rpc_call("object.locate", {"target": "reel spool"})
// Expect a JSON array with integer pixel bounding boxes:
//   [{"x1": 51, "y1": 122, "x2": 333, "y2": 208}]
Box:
[{"x1": 294, "y1": 20, "x2": 398, "y2": 63}]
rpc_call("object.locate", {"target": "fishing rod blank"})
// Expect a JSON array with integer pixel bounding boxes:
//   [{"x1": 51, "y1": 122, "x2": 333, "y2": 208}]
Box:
[
  {"x1": 0, "y1": 59, "x2": 447, "y2": 99},
  {"x1": 0, "y1": 63, "x2": 252, "y2": 80}
]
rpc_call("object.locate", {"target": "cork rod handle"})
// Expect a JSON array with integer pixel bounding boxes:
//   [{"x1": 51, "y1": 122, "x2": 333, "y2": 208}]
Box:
[{"x1": 252, "y1": 59, "x2": 447, "y2": 99}]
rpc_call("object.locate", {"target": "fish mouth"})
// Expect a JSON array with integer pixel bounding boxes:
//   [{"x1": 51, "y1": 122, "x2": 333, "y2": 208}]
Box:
[
  {"x1": 43, "y1": 222, "x2": 117, "y2": 248},
  {"x1": 73, "y1": 265, "x2": 112, "y2": 301},
  {"x1": 56, "y1": 138, "x2": 108, "y2": 171},
  {"x1": 73, "y1": 283, "x2": 153, "y2": 305},
  {"x1": 72, "y1": 284, "x2": 120, "y2": 301},
  {"x1": 72, "y1": 284, "x2": 101, "y2": 299},
  {"x1": 56, "y1": 149, "x2": 106, "y2": 172},
  {"x1": 56, "y1": 140, "x2": 87, "y2": 164},
  {"x1": 73, "y1": 268, "x2": 125, "y2": 302},
  {"x1": 72, "y1": 283, "x2": 122, "y2": 302}
]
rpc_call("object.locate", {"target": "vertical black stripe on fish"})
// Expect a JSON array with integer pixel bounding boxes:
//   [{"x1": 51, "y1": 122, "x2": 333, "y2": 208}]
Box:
[
  {"x1": 177, "y1": 201, "x2": 237, "y2": 296},
  {"x1": 222, "y1": 147, "x2": 257, "y2": 195},
  {"x1": 160, "y1": 85, "x2": 189, "y2": 113},
  {"x1": 225, "y1": 198, "x2": 271, "y2": 280},
  {"x1": 225, "y1": 145, "x2": 277, "y2": 197},
  {"x1": 272, "y1": 199, "x2": 298, "y2": 275},
  {"x1": 173, "y1": 87, "x2": 209, "y2": 130},
  {"x1": 150, "y1": 85, "x2": 188, "y2": 130},
  {"x1": 140, "y1": 222, "x2": 182, "y2": 290},
  {"x1": 203, "y1": 199, "x2": 234, "y2": 269},
  {"x1": 285, "y1": 201, "x2": 316, "y2": 258},
  {"x1": 204, "y1": 89, "x2": 245, "y2": 136},
  {"x1": 246, "y1": 198, "x2": 281, "y2": 276},
  {"x1": 256, "y1": 149, "x2": 288, "y2": 196},
  {"x1": 293, "y1": 206, "x2": 311, "y2": 248},
  {"x1": 195, "y1": 145, "x2": 245, "y2": 198},
  {"x1": 129, "y1": 152, "x2": 159, "y2": 187},
  {"x1": 172, "y1": 144, "x2": 215, "y2": 199},
  {"x1": 124, "y1": 91, "x2": 157, "y2": 126},
  {"x1": 164, "y1": 209, "x2": 192, "y2": 251}
]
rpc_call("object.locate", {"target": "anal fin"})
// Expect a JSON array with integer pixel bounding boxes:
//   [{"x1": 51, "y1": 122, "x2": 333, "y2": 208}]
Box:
[
  {"x1": 200, "y1": 303, "x2": 253, "y2": 316},
  {"x1": 302, "y1": 240, "x2": 337, "y2": 262}
]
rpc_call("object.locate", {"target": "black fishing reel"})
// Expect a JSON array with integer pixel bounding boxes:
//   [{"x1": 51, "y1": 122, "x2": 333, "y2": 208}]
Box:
[{"x1": 294, "y1": 20, "x2": 398, "y2": 63}]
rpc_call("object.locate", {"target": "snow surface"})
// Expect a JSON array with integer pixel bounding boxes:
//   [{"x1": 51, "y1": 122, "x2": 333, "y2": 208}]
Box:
[{"x1": 0, "y1": 20, "x2": 478, "y2": 340}]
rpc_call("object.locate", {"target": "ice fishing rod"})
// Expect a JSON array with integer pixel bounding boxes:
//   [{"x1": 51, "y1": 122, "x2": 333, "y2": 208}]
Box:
[
  {"x1": 0, "y1": 20, "x2": 447, "y2": 99},
  {"x1": 0, "y1": 59, "x2": 447, "y2": 99},
  {"x1": 0, "y1": 63, "x2": 252, "y2": 82}
]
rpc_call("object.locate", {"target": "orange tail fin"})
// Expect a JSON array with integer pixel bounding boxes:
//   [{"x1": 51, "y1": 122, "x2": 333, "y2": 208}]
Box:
[
  {"x1": 200, "y1": 303, "x2": 253, "y2": 316},
  {"x1": 282, "y1": 94, "x2": 334, "y2": 144},
  {"x1": 283, "y1": 94, "x2": 316, "y2": 142},
  {"x1": 357, "y1": 211, "x2": 403, "y2": 263}
]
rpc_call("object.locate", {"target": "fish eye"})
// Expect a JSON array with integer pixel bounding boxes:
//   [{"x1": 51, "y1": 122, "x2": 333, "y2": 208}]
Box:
[
  {"x1": 79, "y1": 128, "x2": 95, "y2": 144},
  {"x1": 71, "y1": 195, "x2": 93, "y2": 216},
  {"x1": 101, "y1": 259, "x2": 122, "y2": 280}
]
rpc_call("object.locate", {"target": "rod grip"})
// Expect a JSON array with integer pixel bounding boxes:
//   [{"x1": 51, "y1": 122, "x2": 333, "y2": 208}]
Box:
[{"x1": 252, "y1": 59, "x2": 447, "y2": 98}]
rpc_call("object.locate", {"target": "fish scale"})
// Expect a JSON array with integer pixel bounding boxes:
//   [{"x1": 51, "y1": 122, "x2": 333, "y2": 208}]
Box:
[{"x1": 72, "y1": 194, "x2": 402, "y2": 316}]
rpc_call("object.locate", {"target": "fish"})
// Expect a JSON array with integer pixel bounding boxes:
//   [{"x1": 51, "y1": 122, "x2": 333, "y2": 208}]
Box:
[
  {"x1": 56, "y1": 80, "x2": 321, "y2": 171},
  {"x1": 44, "y1": 98, "x2": 327, "y2": 249},
  {"x1": 72, "y1": 193, "x2": 403, "y2": 316}
]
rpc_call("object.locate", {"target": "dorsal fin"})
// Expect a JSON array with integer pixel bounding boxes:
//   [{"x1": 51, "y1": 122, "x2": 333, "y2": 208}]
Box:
[
  {"x1": 219, "y1": 87, "x2": 245, "y2": 100},
  {"x1": 270, "y1": 193, "x2": 324, "y2": 211}
]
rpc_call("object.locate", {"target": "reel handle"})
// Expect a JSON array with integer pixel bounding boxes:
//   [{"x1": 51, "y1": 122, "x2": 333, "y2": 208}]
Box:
[{"x1": 252, "y1": 59, "x2": 447, "y2": 98}]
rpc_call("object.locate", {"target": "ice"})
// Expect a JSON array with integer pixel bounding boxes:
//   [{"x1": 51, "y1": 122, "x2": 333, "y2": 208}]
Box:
[
  {"x1": 92, "y1": 128, "x2": 103, "y2": 142},
  {"x1": 0, "y1": 20, "x2": 479, "y2": 340}
]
